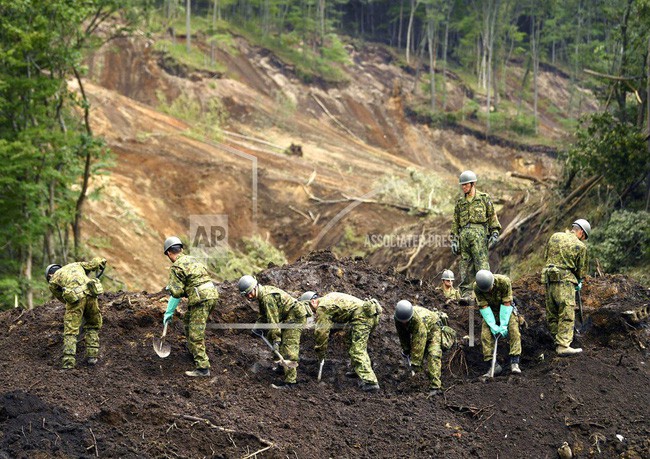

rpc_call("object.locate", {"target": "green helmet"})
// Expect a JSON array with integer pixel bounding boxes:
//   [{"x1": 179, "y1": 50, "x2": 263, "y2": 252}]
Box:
[
  {"x1": 237, "y1": 275, "x2": 258, "y2": 295},
  {"x1": 459, "y1": 170, "x2": 477, "y2": 185},
  {"x1": 441, "y1": 269, "x2": 455, "y2": 281},
  {"x1": 475, "y1": 270, "x2": 494, "y2": 292},
  {"x1": 163, "y1": 236, "x2": 183, "y2": 254},
  {"x1": 299, "y1": 291, "x2": 318, "y2": 302},
  {"x1": 572, "y1": 219, "x2": 591, "y2": 239},
  {"x1": 45, "y1": 264, "x2": 61, "y2": 280},
  {"x1": 394, "y1": 300, "x2": 414, "y2": 322}
]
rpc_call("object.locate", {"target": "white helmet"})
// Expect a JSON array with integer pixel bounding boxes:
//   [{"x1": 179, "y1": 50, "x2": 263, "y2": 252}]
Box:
[
  {"x1": 163, "y1": 236, "x2": 183, "y2": 254},
  {"x1": 441, "y1": 270, "x2": 455, "y2": 281},
  {"x1": 572, "y1": 219, "x2": 591, "y2": 239},
  {"x1": 459, "y1": 170, "x2": 478, "y2": 185},
  {"x1": 299, "y1": 291, "x2": 318, "y2": 302},
  {"x1": 237, "y1": 275, "x2": 258, "y2": 295}
]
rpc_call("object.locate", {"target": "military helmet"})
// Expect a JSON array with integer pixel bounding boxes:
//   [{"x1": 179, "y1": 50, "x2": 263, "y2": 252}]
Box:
[
  {"x1": 45, "y1": 264, "x2": 61, "y2": 280},
  {"x1": 299, "y1": 291, "x2": 318, "y2": 302},
  {"x1": 394, "y1": 300, "x2": 414, "y2": 322},
  {"x1": 475, "y1": 270, "x2": 494, "y2": 292},
  {"x1": 459, "y1": 170, "x2": 478, "y2": 185},
  {"x1": 163, "y1": 236, "x2": 183, "y2": 254},
  {"x1": 441, "y1": 269, "x2": 455, "y2": 281},
  {"x1": 238, "y1": 275, "x2": 258, "y2": 295},
  {"x1": 572, "y1": 219, "x2": 591, "y2": 239}
]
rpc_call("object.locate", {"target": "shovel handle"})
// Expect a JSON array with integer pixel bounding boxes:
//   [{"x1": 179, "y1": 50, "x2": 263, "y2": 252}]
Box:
[
  {"x1": 259, "y1": 333, "x2": 298, "y2": 369},
  {"x1": 162, "y1": 322, "x2": 168, "y2": 338},
  {"x1": 317, "y1": 359, "x2": 324, "y2": 381},
  {"x1": 489, "y1": 334, "x2": 500, "y2": 378}
]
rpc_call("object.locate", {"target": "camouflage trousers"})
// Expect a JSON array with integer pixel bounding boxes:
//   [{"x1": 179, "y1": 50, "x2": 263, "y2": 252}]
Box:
[
  {"x1": 481, "y1": 313, "x2": 521, "y2": 361},
  {"x1": 545, "y1": 281, "x2": 576, "y2": 348},
  {"x1": 63, "y1": 295, "x2": 102, "y2": 369},
  {"x1": 183, "y1": 299, "x2": 217, "y2": 369},
  {"x1": 459, "y1": 225, "x2": 490, "y2": 296},
  {"x1": 279, "y1": 315, "x2": 307, "y2": 383},
  {"x1": 348, "y1": 315, "x2": 379, "y2": 385},
  {"x1": 423, "y1": 327, "x2": 443, "y2": 390}
]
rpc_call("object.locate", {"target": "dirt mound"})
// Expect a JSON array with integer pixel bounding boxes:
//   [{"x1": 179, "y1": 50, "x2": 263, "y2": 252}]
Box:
[{"x1": 1, "y1": 252, "x2": 648, "y2": 458}]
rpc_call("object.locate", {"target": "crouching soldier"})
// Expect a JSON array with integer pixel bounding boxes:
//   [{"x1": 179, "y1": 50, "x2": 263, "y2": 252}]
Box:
[
  {"x1": 394, "y1": 300, "x2": 447, "y2": 396},
  {"x1": 301, "y1": 291, "x2": 382, "y2": 392},
  {"x1": 474, "y1": 270, "x2": 521, "y2": 376},
  {"x1": 437, "y1": 269, "x2": 461, "y2": 303},
  {"x1": 163, "y1": 237, "x2": 219, "y2": 377},
  {"x1": 46, "y1": 257, "x2": 106, "y2": 369},
  {"x1": 238, "y1": 276, "x2": 310, "y2": 389}
]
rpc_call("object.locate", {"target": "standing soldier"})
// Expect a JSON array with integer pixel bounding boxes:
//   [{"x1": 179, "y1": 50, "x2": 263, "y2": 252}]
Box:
[
  {"x1": 473, "y1": 270, "x2": 521, "y2": 376},
  {"x1": 541, "y1": 219, "x2": 590, "y2": 356},
  {"x1": 437, "y1": 269, "x2": 461, "y2": 302},
  {"x1": 46, "y1": 257, "x2": 106, "y2": 369},
  {"x1": 300, "y1": 291, "x2": 382, "y2": 392},
  {"x1": 394, "y1": 300, "x2": 445, "y2": 396},
  {"x1": 450, "y1": 170, "x2": 501, "y2": 299},
  {"x1": 163, "y1": 236, "x2": 219, "y2": 377},
  {"x1": 238, "y1": 276, "x2": 310, "y2": 389}
]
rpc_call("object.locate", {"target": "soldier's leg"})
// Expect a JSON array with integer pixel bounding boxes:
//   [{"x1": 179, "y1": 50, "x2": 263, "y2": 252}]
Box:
[
  {"x1": 187, "y1": 302, "x2": 211, "y2": 369},
  {"x1": 280, "y1": 326, "x2": 302, "y2": 383},
  {"x1": 472, "y1": 228, "x2": 490, "y2": 272},
  {"x1": 458, "y1": 242, "x2": 473, "y2": 297},
  {"x1": 62, "y1": 299, "x2": 85, "y2": 368},
  {"x1": 556, "y1": 282, "x2": 576, "y2": 348},
  {"x1": 507, "y1": 314, "x2": 522, "y2": 357},
  {"x1": 480, "y1": 321, "x2": 494, "y2": 362},
  {"x1": 83, "y1": 297, "x2": 103, "y2": 359},
  {"x1": 349, "y1": 320, "x2": 378, "y2": 384},
  {"x1": 545, "y1": 285, "x2": 559, "y2": 338},
  {"x1": 425, "y1": 329, "x2": 443, "y2": 390}
]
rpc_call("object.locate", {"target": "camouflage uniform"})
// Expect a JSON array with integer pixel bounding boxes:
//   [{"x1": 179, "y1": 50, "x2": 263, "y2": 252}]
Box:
[
  {"x1": 541, "y1": 231, "x2": 587, "y2": 348},
  {"x1": 395, "y1": 306, "x2": 443, "y2": 390},
  {"x1": 256, "y1": 285, "x2": 310, "y2": 383},
  {"x1": 438, "y1": 284, "x2": 461, "y2": 301},
  {"x1": 167, "y1": 254, "x2": 219, "y2": 370},
  {"x1": 451, "y1": 191, "x2": 501, "y2": 296},
  {"x1": 473, "y1": 274, "x2": 521, "y2": 361},
  {"x1": 314, "y1": 293, "x2": 382, "y2": 385},
  {"x1": 48, "y1": 257, "x2": 105, "y2": 369}
]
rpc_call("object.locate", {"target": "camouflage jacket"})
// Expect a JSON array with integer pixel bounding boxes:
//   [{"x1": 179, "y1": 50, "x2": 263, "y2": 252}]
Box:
[
  {"x1": 49, "y1": 257, "x2": 105, "y2": 303},
  {"x1": 451, "y1": 190, "x2": 501, "y2": 238},
  {"x1": 314, "y1": 293, "x2": 381, "y2": 357},
  {"x1": 438, "y1": 285, "x2": 461, "y2": 300},
  {"x1": 542, "y1": 231, "x2": 587, "y2": 284},
  {"x1": 256, "y1": 285, "x2": 309, "y2": 343},
  {"x1": 473, "y1": 274, "x2": 513, "y2": 316},
  {"x1": 167, "y1": 254, "x2": 218, "y2": 306},
  {"x1": 395, "y1": 306, "x2": 441, "y2": 367}
]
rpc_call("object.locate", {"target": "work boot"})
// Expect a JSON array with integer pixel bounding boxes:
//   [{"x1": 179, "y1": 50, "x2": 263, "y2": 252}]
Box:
[
  {"x1": 428, "y1": 388, "x2": 443, "y2": 397},
  {"x1": 185, "y1": 368, "x2": 210, "y2": 377},
  {"x1": 87, "y1": 357, "x2": 98, "y2": 366},
  {"x1": 359, "y1": 381, "x2": 380, "y2": 392},
  {"x1": 556, "y1": 345, "x2": 583, "y2": 356},
  {"x1": 271, "y1": 381, "x2": 297, "y2": 390},
  {"x1": 345, "y1": 370, "x2": 359, "y2": 379},
  {"x1": 510, "y1": 356, "x2": 521, "y2": 374}
]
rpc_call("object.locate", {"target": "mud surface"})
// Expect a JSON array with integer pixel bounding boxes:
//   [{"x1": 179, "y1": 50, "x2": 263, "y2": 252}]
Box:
[{"x1": 1, "y1": 252, "x2": 649, "y2": 458}]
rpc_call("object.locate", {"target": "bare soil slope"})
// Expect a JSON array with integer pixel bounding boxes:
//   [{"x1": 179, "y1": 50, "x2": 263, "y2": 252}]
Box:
[{"x1": 2, "y1": 252, "x2": 648, "y2": 458}]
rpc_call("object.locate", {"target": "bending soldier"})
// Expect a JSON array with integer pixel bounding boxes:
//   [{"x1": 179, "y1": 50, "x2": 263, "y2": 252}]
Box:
[
  {"x1": 163, "y1": 236, "x2": 219, "y2": 377},
  {"x1": 238, "y1": 276, "x2": 310, "y2": 389},
  {"x1": 46, "y1": 257, "x2": 106, "y2": 369},
  {"x1": 301, "y1": 291, "x2": 382, "y2": 392},
  {"x1": 450, "y1": 170, "x2": 501, "y2": 299},
  {"x1": 542, "y1": 219, "x2": 590, "y2": 356}
]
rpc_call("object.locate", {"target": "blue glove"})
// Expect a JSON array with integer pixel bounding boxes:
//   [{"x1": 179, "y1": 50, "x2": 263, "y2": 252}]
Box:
[
  {"x1": 498, "y1": 305, "x2": 513, "y2": 337},
  {"x1": 575, "y1": 281, "x2": 582, "y2": 291},
  {"x1": 451, "y1": 239, "x2": 459, "y2": 255},
  {"x1": 479, "y1": 307, "x2": 501, "y2": 336},
  {"x1": 164, "y1": 296, "x2": 180, "y2": 324},
  {"x1": 488, "y1": 232, "x2": 499, "y2": 249}
]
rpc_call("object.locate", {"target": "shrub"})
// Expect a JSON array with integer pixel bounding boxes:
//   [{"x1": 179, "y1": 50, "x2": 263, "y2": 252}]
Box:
[{"x1": 590, "y1": 210, "x2": 650, "y2": 273}]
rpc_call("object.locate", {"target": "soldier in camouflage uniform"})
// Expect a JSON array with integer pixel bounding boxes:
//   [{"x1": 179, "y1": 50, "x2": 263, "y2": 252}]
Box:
[
  {"x1": 450, "y1": 171, "x2": 501, "y2": 298},
  {"x1": 163, "y1": 237, "x2": 219, "y2": 377},
  {"x1": 473, "y1": 270, "x2": 521, "y2": 376},
  {"x1": 238, "y1": 276, "x2": 310, "y2": 389},
  {"x1": 541, "y1": 219, "x2": 590, "y2": 356},
  {"x1": 46, "y1": 257, "x2": 106, "y2": 369},
  {"x1": 301, "y1": 291, "x2": 382, "y2": 391},
  {"x1": 394, "y1": 300, "x2": 445, "y2": 396},
  {"x1": 437, "y1": 269, "x2": 461, "y2": 303}
]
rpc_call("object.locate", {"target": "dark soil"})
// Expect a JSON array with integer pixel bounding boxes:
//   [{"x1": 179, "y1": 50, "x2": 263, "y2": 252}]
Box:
[{"x1": 1, "y1": 251, "x2": 648, "y2": 458}]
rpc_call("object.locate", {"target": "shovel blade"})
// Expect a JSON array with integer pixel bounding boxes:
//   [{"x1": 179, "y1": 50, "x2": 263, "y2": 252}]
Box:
[{"x1": 153, "y1": 337, "x2": 171, "y2": 358}]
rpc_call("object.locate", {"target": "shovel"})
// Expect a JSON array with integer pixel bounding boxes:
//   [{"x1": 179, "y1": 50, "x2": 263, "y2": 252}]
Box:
[
  {"x1": 489, "y1": 334, "x2": 500, "y2": 378},
  {"x1": 153, "y1": 322, "x2": 171, "y2": 358},
  {"x1": 403, "y1": 355, "x2": 415, "y2": 377},
  {"x1": 254, "y1": 330, "x2": 298, "y2": 369},
  {"x1": 317, "y1": 359, "x2": 325, "y2": 381}
]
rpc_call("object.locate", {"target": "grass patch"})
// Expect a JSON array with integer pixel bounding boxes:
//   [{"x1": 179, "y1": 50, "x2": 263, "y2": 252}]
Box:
[
  {"x1": 153, "y1": 39, "x2": 226, "y2": 74},
  {"x1": 206, "y1": 236, "x2": 288, "y2": 282},
  {"x1": 375, "y1": 168, "x2": 456, "y2": 215},
  {"x1": 157, "y1": 90, "x2": 227, "y2": 140}
]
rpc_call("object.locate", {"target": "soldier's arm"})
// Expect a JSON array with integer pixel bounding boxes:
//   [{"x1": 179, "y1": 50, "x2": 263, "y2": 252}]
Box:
[
  {"x1": 49, "y1": 283, "x2": 65, "y2": 303},
  {"x1": 450, "y1": 201, "x2": 460, "y2": 237},
  {"x1": 263, "y1": 294, "x2": 282, "y2": 343},
  {"x1": 80, "y1": 257, "x2": 106, "y2": 274},
  {"x1": 485, "y1": 196, "x2": 502, "y2": 234},
  {"x1": 501, "y1": 279, "x2": 514, "y2": 306},
  {"x1": 313, "y1": 315, "x2": 332, "y2": 358},
  {"x1": 409, "y1": 321, "x2": 427, "y2": 366},
  {"x1": 167, "y1": 266, "x2": 185, "y2": 298},
  {"x1": 576, "y1": 245, "x2": 588, "y2": 281},
  {"x1": 395, "y1": 321, "x2": 411, "y2": 354}
]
